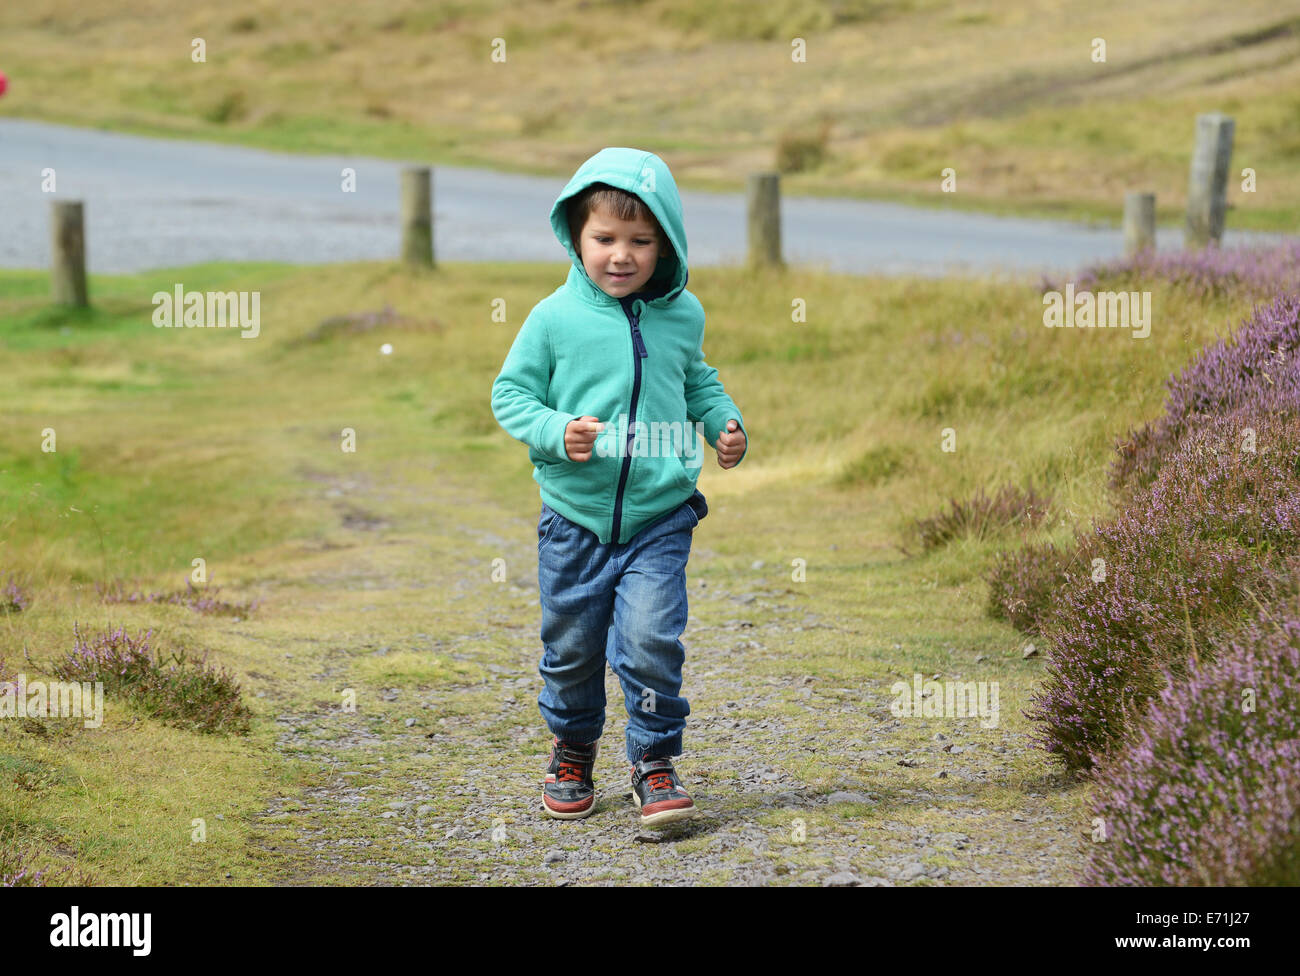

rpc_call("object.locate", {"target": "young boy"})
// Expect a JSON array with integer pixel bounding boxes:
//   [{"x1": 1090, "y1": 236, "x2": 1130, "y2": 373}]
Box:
[{"x1": 490, "y1": 147, "x2": 748, "y2": 826}]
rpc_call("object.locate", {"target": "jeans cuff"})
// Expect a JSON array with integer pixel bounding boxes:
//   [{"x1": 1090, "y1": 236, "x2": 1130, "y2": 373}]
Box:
[
  {"x1": 549, "y1": 726, "x2": 603, "y2": 746},
  {"x1": 628, "y1": 733, "x2": 682, "y2": 763}
]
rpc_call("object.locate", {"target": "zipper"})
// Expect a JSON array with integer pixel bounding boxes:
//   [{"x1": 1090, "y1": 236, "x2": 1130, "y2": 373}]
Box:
[{"x1": 611, "y1": 299, "x2": 648, "y2": 543}]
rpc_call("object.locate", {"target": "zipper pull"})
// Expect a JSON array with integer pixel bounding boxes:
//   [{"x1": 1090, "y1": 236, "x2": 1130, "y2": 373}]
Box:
[{"x1": 630, "y1": 319, "x2": 648, "y2": 358}]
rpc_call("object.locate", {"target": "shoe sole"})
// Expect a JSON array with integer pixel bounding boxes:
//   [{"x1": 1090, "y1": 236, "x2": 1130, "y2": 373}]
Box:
[
  {"x1": 542, "y1": 740, "x2": 598, "y2": 820},
  {"x1": 632, "y1": 789, "x2": 698, "y2": 827},
  {"x1": 542, "y1": 799, "x2": 598, "y2": 820}
]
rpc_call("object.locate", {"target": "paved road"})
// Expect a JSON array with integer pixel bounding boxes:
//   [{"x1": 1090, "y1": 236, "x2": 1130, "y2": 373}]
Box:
[{"x1": 0, "y1": 117, "x2": 1285, "y2": 276}]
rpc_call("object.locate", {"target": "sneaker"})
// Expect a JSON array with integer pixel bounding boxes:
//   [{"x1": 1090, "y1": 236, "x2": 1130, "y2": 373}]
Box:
[
  {"x1": 542, "y1": 737, "x2": 599, "y2": 820},
  {"x1": 630, "y1": 754, "x2": 696, "y2": 827}
]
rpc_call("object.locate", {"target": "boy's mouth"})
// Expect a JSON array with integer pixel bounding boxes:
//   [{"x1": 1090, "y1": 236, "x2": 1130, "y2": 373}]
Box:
[{"x1": 608, "y1": 271, "x2": 634, "y2": 280}]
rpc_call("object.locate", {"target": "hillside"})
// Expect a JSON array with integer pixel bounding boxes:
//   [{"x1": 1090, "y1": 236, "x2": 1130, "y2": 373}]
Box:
[{"x1": 1, "y1": 0, "x2": 1297, "y2": 228}]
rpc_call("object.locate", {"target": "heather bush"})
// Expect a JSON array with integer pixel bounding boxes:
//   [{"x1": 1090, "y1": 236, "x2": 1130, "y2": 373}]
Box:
[
  {"x1": 1, "y1": 571, "x2": 29, "y2": 613},
  {"x1": 1044, "y1": 241, "x2": 1300, "y2": 304},
  {"x1": 986, "y1": 540, "x2": 1076, "y2": 636},
  {"x1": 906, "y1": 482, "x2": 1052, "y2": 554},
  {"x1": 50, "y1": 623, "x2": 252, "y2": 735},
  {"x1": 0, "y1": 827, "x2": 97, "y2": 887},
  {"x1": 1109, "y1": 292, "x2": 1300, "y2": 497},
  {"x1": 1, "y1": 844, "x2": 48, "y2": 887},
  {"x1": 1085, "y1": 579, "x2": 1300, "y2": 885},
  {"x1": 1028, "y1": 394, "x2": 1300, "y2": 770},
  {"x1": 96, "y1": 576, "x2": 261, "y2": 617}
]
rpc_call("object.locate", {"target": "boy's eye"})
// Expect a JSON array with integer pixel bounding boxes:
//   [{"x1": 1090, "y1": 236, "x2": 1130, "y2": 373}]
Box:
[{"x1": 595, "y1": 237, "x2": 652, "y2": 245}]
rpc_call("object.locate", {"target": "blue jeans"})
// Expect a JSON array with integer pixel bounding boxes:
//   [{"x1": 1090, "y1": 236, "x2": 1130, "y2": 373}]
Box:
[{"x1": 536, "y1": 489, "x2": 708, "y2": 763}]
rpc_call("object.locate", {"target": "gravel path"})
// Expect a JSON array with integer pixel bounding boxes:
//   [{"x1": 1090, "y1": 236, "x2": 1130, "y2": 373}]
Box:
[{"x1": 246, "y1": 467, "x2": 1087, "y2": 886}]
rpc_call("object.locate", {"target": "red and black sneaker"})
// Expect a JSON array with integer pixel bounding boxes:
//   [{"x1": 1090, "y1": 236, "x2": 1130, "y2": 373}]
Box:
[
  {"x1": 630, "y1": 754, "x2": 696, "y2": 827},
  {"x1": 542, "y1": 737, "x2": 599, "y2": 820}
]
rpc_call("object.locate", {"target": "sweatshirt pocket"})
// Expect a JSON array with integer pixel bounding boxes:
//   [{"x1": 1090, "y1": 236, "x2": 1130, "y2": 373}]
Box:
[
  {"x1": 541, "y1": 452, "x2": 621, "y2": 512},
  {"x1": 630, "y1": 450, "x2": 696, "y2": 505},
  {"x1": 673, "y1": 450, "x2": 698, "y2": 490}
]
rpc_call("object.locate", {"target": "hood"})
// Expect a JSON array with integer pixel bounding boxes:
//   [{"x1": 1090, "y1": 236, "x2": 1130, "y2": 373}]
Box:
[{"x1": 549, "y1": 147, "x2": 689, "y2": 305}]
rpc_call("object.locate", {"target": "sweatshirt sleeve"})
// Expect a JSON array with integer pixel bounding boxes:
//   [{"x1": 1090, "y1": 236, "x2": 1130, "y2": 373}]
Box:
[
  {"x1": 684, "y1": 328, "x2": 748, "y2": 466},
  {"x1": 491, "y1": 306, "x2": 575, "y2": 462}
]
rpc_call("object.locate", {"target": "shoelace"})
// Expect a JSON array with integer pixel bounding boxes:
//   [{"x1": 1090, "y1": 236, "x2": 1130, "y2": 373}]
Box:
[
  {"x1": 556, "y1": 760, "x2": 586, "y2": 784},
  {"x1": 645, "y1": 771, "x2": 676, "y2": 793},
  {"x1": 554, "y1": 743, "x2": 592, "y2": 784}
]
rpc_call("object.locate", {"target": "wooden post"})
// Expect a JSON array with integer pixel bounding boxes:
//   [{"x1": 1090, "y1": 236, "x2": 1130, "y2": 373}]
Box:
[
  {"x1": 746, "y1": 172, "x2": 782, "y2": 268},
  {"x1": 1123, "y1": 192, "x2": 1156, "y2": 257},
  {"x1": 51, "y1": 200, "x2": 88, "y2": 306},
  {"x1": 401, "y1": 167, "x2": 434, "y2": 268},
  {"x1": 1185, "y1": 113, "x2": 1234, "y2": 248}
]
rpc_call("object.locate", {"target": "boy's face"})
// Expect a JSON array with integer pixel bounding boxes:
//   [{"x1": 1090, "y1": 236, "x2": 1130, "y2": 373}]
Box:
[{"x1": 576, "y1": 204, "x2": 661, "y2": 297}]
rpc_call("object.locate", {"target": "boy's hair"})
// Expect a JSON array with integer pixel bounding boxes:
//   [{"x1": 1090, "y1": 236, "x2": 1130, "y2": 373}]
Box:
[{"x1": 566, "y1": 182, "x2": 667, "y2": 256}]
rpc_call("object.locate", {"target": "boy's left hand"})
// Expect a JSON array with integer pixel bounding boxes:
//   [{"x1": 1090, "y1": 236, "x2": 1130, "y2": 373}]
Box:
[{"x1": 716, "y1": 419, "x2": 746, "y2": 469}]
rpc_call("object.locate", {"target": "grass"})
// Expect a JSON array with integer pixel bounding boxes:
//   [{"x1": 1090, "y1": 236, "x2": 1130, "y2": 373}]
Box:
[
  {"x1": 1, "y1": 1, "x2": 1298, "y2": 228},
  {"x1": 0, "y1": 254, "x2": 1272, "y2": 883}
]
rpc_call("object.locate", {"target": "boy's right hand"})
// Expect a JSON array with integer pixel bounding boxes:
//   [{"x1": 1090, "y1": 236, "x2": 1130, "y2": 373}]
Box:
[{"x1": 564, "y1": 416, "x2": 605, "y2": 461}]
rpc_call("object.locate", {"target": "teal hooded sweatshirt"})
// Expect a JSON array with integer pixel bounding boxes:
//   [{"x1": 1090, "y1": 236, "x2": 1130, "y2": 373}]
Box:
[{"x1": 491, "y1": 147, "x2": 748, "y2": 545}]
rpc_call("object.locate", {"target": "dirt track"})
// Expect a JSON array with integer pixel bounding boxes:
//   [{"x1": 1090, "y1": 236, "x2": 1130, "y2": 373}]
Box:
[{"x1": 245, "y1": 465, "x2": 1087, "y2": 886}]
